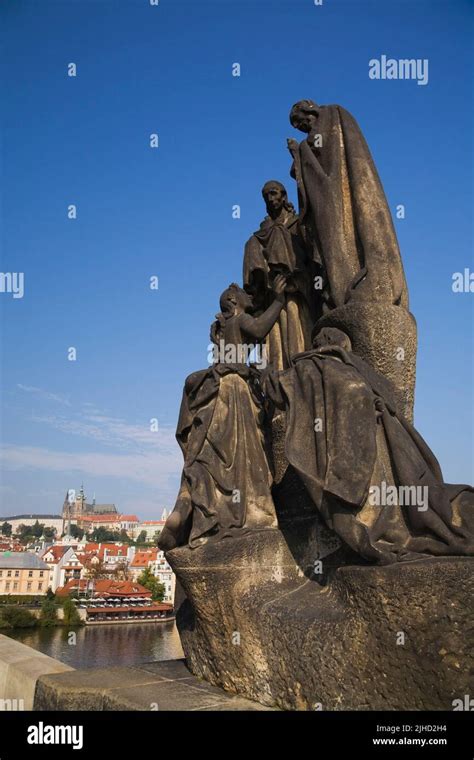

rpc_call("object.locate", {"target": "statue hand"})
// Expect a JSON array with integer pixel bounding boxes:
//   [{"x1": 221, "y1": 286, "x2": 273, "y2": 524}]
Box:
[
  {"x1": 287, "y1": 137, "x2": 299, "y2": 154},
  {"x1": 273, "y1": 273, "x2": 287, "y2": 302}
]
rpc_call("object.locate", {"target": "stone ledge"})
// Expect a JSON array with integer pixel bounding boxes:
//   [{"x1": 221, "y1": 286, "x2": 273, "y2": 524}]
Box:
[
  {"x1": 34, "y1": 658, "x2": 272, "y2": 711},
  {"x1": 0, "y1": 634, "x2": 73, "y2": 710}
]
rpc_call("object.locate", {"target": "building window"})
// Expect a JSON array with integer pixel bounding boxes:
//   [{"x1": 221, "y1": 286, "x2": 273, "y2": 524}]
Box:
[
  {"x1": 0, "y1": 571, "x2": 3, "y2": 577},
  {"x1": 39, "y1": 571, "x2": 44, "y2": 578},
  {"x1": 5, "y1": 582, "x2": 10, "y2": 591},
  {"x1": 14, "y1": 570, "x2": 19, "y2": 577},
  {"x1": 27, "y1": 582, "x2": 32, "y2": 591},
  {"x1": 28, "y1": 571, "x2": 33, "y2": 578},
  {"x1": 7, "y1": 571, "x2": 11, "y2": 577},
  {"x1": 38, "y1": 582, "x2": 43, "y2": 590},
  {"x1": 13, "y1": 582, "x2": 18, "y2": 591}
]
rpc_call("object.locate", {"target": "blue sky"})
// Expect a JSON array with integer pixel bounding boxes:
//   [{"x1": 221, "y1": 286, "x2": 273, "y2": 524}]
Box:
[{"x1": 0, "y1": 0, "x2": 472, "y2": 518}]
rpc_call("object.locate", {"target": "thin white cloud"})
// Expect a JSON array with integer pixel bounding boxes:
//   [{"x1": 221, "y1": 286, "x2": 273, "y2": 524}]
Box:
[
  {"x1": 30, "y1": 413, "x2": 177, "y2": 454},
  {"x1": 6, "y1": 392, "x2": 183, "y2": 506},
  {"x1": 0, "y1": 440, "x2": 181, "y2": 493},
  {"x1": 17, "y1": 384, "x2": 71, "y2": 407}
]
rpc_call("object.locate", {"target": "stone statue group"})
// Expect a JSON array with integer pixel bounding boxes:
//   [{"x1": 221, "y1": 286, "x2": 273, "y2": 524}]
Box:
[{"x1": 159, "y1": 99, "x2": 473, "y2": 565}]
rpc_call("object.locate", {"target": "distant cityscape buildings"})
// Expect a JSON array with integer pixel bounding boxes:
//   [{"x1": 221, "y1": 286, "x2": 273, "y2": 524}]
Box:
[
  {"x1": 62, "y1": 484, "x2": 118, "y2": 520},
  {"x1": 0, "y1": 553, "x2": 49, "y2": 596},
  {"x1": 0, "y1": 484, "x2": 175, "y2": 616},
  {"x1": 1, "y1": 485, "x2": 169, "y2": 541}
]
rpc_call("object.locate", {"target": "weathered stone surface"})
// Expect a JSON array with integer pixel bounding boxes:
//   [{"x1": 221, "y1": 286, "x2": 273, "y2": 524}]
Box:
[
  {"x1": 158, "y1": 96, "x2": 472, "y2": 714},
  {"x1": 158, "y1": 280, "x2": 290, "y2": 553},
  {"x1": 243, "y1": 180, "x2": 317, "y2": 370},
  {"x1": 315, "y1": 303, "x2": 417, "y2": 420},
  {"x1": 34, "y1": 659, "x2": 272, "y2": 711},
  {"x1": 288, "y1": 99, "x2": 409, "y2": 311},
  {"x1": 168, "y1": 530, "x2": 474, "y2": 710},
  {"x1": 0, "y1": 633, "x2": 73, "y2": 710}
]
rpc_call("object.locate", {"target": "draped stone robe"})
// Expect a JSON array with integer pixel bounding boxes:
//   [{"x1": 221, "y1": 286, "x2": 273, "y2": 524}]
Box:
[
  {"x1": 263, "y1": 346, "x2": 474, "y2": 564},
  {"x1": 171, "y1": 364, "x2": 277, "y2": 549},
  {"x1": 290, "y1": 105, "x2": 409, "y2": 311},
  {"x1": 164, "y1": 296, "x2": 289, "y2": 550},
  {"x1": 244, "y1": 211, "x2": 317, "y2": 369}
]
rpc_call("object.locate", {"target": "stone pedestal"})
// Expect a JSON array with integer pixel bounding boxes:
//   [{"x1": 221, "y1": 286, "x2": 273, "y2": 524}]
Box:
[
  {"x1": 315, "y1": 304, "x2": 417, "y2": 420},
  {"x1": 34, "y1": 659, "x2": 270, "y2": 711},
  {"x1": 168, "y1": 529, "x2": 473, "y2": 710}
]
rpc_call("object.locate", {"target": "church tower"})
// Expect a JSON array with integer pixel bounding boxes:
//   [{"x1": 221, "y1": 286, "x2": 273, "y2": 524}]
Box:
[
  {"x1": 62, "y1": 489, "x2": 72, "y2": 520},
  {"x1": 62, "y1": 485, "x2": 87, "y2": 520},
  {"x1": 76, "y1": 484, "x2": 87, "y2": 516}
]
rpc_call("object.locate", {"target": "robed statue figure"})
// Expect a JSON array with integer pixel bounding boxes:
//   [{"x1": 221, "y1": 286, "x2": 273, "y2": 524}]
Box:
[
  {"x1": 243, "y1": 180, "x2": 318, "y2": 369},
  {"x1": 159, "y1": 276, "x2": 288, "y2": 550},
  {"x1": 287, "y1": 99, "x2": 409, "y2": 312}
]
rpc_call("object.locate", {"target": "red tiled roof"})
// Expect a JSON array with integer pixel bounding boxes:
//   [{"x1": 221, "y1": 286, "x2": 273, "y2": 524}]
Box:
[
  {"x1": 102, "y1": 546, "x2": 128, "y2": 557},
  {"x1": 78, "y1": 545, "x2": 128, "y2": 561},
  {"x1": 56, "y1": 578, "x2": 152, "y2": 598},
  {"x1": 77, "y1": 514, "x2": 138, "y2": 524},
  {"x1": 0, "y1": 545, "x2": 33, "y2": 554},
  {"x1": 130, "y1": 549, "x2": 158, "y2": 567},
  {"x1": 41, "y1": 545, "x2": 69, "y2": 563},
  {"x1": 93, "y1": 580, "x2": 151, "y2": 595},
  {"x1": 77, "y1": 515, "x2": 120, "y2": 523},
  {"x1": 83, "y1": 543, "x2": 120, "y2": 554},
  {"x1": 75, "y1": 551, "x2": 99, "y2": 562},
  {"x1": 56, "y1": 579, "x2": 89, "y2": 595}
]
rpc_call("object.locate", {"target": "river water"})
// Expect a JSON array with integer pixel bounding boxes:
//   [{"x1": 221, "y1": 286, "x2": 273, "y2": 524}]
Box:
[{"x1": 4, "y1": 622, "x2": 184, "y2": 669}]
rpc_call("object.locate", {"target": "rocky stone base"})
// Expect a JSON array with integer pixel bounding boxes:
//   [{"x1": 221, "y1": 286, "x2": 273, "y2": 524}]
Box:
[{"x1": 167, "y1": 529, "x2": 473, "y2": 710}]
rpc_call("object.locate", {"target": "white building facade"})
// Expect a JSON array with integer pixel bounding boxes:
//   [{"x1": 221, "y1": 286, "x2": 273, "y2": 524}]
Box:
[{"x1": 150, "y1": 550, "x2": 175, "y2": 605}]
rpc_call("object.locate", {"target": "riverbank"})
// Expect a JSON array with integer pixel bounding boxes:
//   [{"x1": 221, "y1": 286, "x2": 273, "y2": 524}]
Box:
[{"x1": 0, "y1": 604, "x2": 84, "y2": 630}]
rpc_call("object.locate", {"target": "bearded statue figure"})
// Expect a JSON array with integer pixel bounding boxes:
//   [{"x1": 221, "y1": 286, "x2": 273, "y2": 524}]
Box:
[{"x1": 243, "y1": 180, "x2": 319, "y2": 370}]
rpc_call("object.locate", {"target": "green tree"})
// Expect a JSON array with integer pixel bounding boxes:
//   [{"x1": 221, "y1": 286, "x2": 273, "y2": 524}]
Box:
[
  {"x1": 90, "y1": 527, "x2": 122, "y2": 543},
  {"x1": 40, "y1": 597, "x2": 58, "y2": 627},
  {"x1": 137, "y1": 567, "x2": 165, "y2": 602},
  {"x1": 17, "y1": 524, "x2": 31, "y2": 540},
  {"x1": 69, "y1": 524, "x2": 84, "y2": 540},
  {"x1": 0, "y1": 606, "x2": 36, "y2": 629},
  {"x1": 31, "y1": 520, "x2": 44, "y2": 538},
  {"x1": 1, "y1": 522, "x2": 12, "y2": 537},
  {"x1": 136, "y1": 530, "x2": 147, "y2": 545},
  {"x1": 62, "y1": 597, "x2": 82, "y2": 626}
]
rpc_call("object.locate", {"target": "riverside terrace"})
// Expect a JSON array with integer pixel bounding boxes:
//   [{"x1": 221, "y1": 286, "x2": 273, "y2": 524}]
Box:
[{"x1": 56, "y1": 579, "x2": 174, "y2": 625}]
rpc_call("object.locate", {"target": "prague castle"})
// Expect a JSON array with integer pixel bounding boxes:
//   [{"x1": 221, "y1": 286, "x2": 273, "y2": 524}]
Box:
[{"x1": 62, "y1": 485, "x2": 118, "y2": 521}]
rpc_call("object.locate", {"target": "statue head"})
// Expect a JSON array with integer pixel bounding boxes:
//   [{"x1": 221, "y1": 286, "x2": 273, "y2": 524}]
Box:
[
  {"x1": 210, "y1": 284, "x2": 253, "y2": 346},
  {"x1": 312, "y1": 327, "x2": 352, "y2": 352},
  {"x1": 219, "y1": 283, "x2": 252, "y2": 318},
  {"x1": 262, "y1": 180, "x2": 295, "y2": 219},
  {"x1": 289, "y1": 99, "x2": 320, "y2": 133}
]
